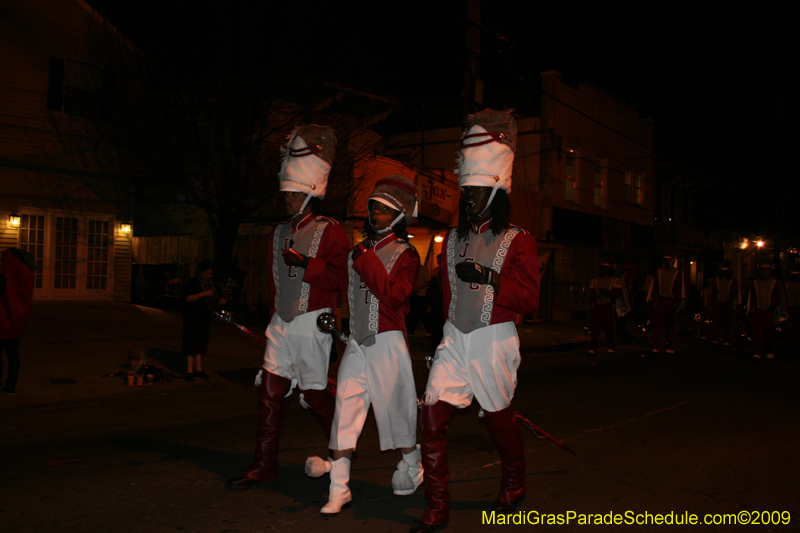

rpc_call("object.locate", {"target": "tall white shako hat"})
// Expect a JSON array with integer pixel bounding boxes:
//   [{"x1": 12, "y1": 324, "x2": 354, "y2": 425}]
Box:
[
  {"x1": 279, "y1": 124, "x2": 337, "y2": 215},
  {"x1": 456, "y1": 109, "x2": 517, "y2": 214},
  {"x1": 368, "y1": 174, "x2": 420, "y2": 234}
]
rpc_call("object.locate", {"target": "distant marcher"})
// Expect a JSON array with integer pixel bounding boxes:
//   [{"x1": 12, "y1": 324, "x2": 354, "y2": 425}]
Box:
[
  {"x1": 615, "y1": 269, "x2": 635, "y2": 344},
  {"x1": 0, "y1": 248, "x2": 36, "y2": 396},
  {"x1": 783, "y1": 264, "x2": 800, "y2": 356},
  {"x1": 426, "y1": 253, "x2": 445, "y2": 350},
  {"x1": 646, "y1": 252, "x2": 685, "y2": 354},
  {"x1": 588, "y1": 259, "x2": 622, "y2": 355},
  {"x1": 747, "y1": 260, "x2": 784, "y2": 360},
  {"x1": 405, "y1": 260, "x2": 431, "y2": 336},
  {"x1": 181, "y1": 260, "x2": 225, "y2": 382},
  {"x1": 710, "y1": 259, "x2": 740, "y2": 345},
  {"x1": 698, "y1": 277, "x2": 715, "y2": 340}
]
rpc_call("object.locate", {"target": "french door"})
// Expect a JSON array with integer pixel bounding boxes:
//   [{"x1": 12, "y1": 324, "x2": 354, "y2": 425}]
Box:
[{"x1": 18, "y1": 210, "x2": 114, "y2": 299}]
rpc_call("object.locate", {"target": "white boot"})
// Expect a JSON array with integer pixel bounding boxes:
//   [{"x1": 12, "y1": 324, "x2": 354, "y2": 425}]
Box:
[
  {"x1": 320, "y1": 457, "x2": 352, "y2": 515},
  {"x1": 392, "y1": 444, "x2": 424, "y2": 496}
]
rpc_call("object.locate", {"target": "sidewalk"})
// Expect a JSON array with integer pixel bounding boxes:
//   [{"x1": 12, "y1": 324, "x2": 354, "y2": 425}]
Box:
[{"x1": 0, "y1": 301, "x2": 589, "y2": 411}]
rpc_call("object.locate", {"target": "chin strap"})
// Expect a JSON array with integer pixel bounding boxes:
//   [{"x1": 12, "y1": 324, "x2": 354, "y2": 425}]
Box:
[
  {"x1": 478, "y1": 184, "x2": 500, "y2": 216},
  {"x1": 294, "y1": 193, "x2": 313, "y2": 220},
  {"x1": 370, "y1": 210, "x2": 405, "y2": 234},
  {"x1": 468, "y1": 183, "x2": 500, "y2": 220}
]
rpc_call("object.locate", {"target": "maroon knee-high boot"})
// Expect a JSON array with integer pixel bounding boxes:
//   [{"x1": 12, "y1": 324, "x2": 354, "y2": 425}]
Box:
[
  {"x1": 483, "y1": 406, "x2": 526, "y2": 511},
  {"x1": 226, "y1": 370, "x2": 291, "y2": 489},
  {"x1": 411, "y1": 401, "x2": 455, "y2": 533},
  {"x1": 300, "y1": 387, "x2": 335, "y2": 441}
]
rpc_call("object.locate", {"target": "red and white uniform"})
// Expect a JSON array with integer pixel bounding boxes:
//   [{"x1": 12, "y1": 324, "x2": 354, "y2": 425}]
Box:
[
  {"x1": 710, "y1": 276, "x2": 739, "y2": 342},
  {"x1": 589, "y1": 276, "x2": 622, "y2": 351},
  {"x1": 262, "y1": 213, "x2": 349, "y2": 392},
  {"x1": 330, "y1": 233, "x2": 420, "y2": 451},
  {"x1": 784, "y1": 279, "x2": 800, "y2": 353},
  {"x1": 747, "y1": 277, "x2": 783, "y2": 357},
  {"x1": 425, "y1": 219, "x2": 539, "y2": 411},
  {"x1": 646, "y1": 267, "x2": 685, "y2": 350}
]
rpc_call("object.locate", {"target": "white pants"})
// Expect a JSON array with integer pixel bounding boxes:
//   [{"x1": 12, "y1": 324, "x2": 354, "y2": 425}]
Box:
[
  {"x1": 424, "y1": 320, "x2": 520, "y2": 412},
  {"x1": 261, "y1": 308, "x2": 333, "y2": 394},
  {"x1": 330, "y1": 330, "x2": 418, "y2": 451}
]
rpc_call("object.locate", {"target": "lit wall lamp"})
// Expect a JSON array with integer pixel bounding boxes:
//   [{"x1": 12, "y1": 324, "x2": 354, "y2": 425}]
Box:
[
  {"x1": 434, "y1": 235, "x2": 444, "y2": 243},
  {"x1": 756, "y1": 240, "x2": 765, "y2": 248},
  {"x1": 740, "y1": 239, "x2": 749, "y2": 250},
  {"x1": 8, "y1": 213, "x2": 21, "y2": 228},
  {"x1": 119, "y1": 223, "x2": 132, "y2": 235}
]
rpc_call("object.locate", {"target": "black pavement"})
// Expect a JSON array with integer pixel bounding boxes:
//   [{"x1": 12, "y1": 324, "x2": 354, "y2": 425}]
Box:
[{"x1": 2, "y1": 301, "x2": 799, "y2": 532}]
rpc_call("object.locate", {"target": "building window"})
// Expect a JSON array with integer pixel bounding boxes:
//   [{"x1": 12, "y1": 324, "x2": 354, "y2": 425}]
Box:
[
  {"x1": 54, "y1": 217, "x2": 79, "y2": 290},
  {"x1": 564, "y1": 147, "x2": 577, "y2": 202},
  {"x1": 594, "y1": 156, "x2": 605, "y2": 208},
  {"x1": 19, "y1": 215, "x2": 45, "y2": 289},
  {"x1": 47, "y1": 58, "x2": 109, "y2": 119},
  {"x1": 625, "y1": 170, "x2": 644, "y2": 206},
  {"x1": 87, "y1": 220, "x2": 110, "y2": 290}
]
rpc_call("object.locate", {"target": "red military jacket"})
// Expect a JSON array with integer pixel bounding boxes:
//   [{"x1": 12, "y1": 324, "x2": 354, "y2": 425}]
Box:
[
  {"x1": 267, "y1": 213, "x2": 349, "y2": 320},
  {"x1": 349, "y1": 233, "x2": 419, "y2": 344},
  {"x1": 0, "y1": 248, "x2": 35, "y2": 339},
  {"x1": 747, "y1": 277, "x2": 784, "y2": 313},
  {"x1": 646, "y1": 267, "x2": 686, "y2": 302},
  {"x1": 441, "y1": 219, "x2": 539, "y2": 333},
  {"x1": 589, "y1": 276, "x2": 622, "y2": 308}
]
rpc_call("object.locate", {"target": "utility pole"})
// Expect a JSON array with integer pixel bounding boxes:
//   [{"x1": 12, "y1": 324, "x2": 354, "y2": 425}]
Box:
[{"x1": 464, "y1": 0, "x2": 482, "y2": 115}]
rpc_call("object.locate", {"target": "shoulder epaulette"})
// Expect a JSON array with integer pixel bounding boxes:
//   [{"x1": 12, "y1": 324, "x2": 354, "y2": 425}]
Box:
[{"x1": 507, "y1": 224, "x2": 529, "y2": 235}]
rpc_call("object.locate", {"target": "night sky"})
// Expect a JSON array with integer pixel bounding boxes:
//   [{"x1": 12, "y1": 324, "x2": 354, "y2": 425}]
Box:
[{"x1": 86, "y1": 0, "x2": 795, "y2": 234}]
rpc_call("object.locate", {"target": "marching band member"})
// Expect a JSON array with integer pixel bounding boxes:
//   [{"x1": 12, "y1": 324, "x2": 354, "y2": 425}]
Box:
[
  {"x1": 747, "y1": 259, "x2": 784, "y2": 360},
  {"x1": 306, "y1": 175, "x2": 423, "y2": 514},
  {"x1": 783, "y1": 264, "x2": 800, "y2": 356},
  {"x1": 709, "y1": 259, "x2": 740, "y2": 345},
  {"x1": 646, "y1": 252, "x2": 685, "y2": 354},
  {"x1": 412, "y1": 109, "x2": 539, "y2": 533},
  {"x1": 226, "y1": 125, "x2": 350, "y2": 489},
  {"x1": 588, "y1": 258, "x2": 622, "y2": 355}
]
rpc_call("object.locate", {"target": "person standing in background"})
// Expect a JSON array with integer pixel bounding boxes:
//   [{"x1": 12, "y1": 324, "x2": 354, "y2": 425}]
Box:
[
  {"x1": 405, "y1": 261, "x2": 431, "y2": 336},
  {"x1": 426, "y1": 253, "x2": 445, "y2": 350},
  {"x1": 0, "y1": 247, "x2": 36, "y2": 396},
  {"x1": 181, "y1": 260, "x2": 225, "y2": 382}
]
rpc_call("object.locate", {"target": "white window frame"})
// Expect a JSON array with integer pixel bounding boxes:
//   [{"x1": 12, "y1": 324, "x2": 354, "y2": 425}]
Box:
[{"x1": 17, "y1": 209, "x2": 116, "y2": 299}]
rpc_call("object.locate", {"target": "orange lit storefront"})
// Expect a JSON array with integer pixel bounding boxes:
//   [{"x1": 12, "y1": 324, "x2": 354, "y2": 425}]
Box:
[{"x1": 349, "y1": 156, "x2": 460, "y2": 278}]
